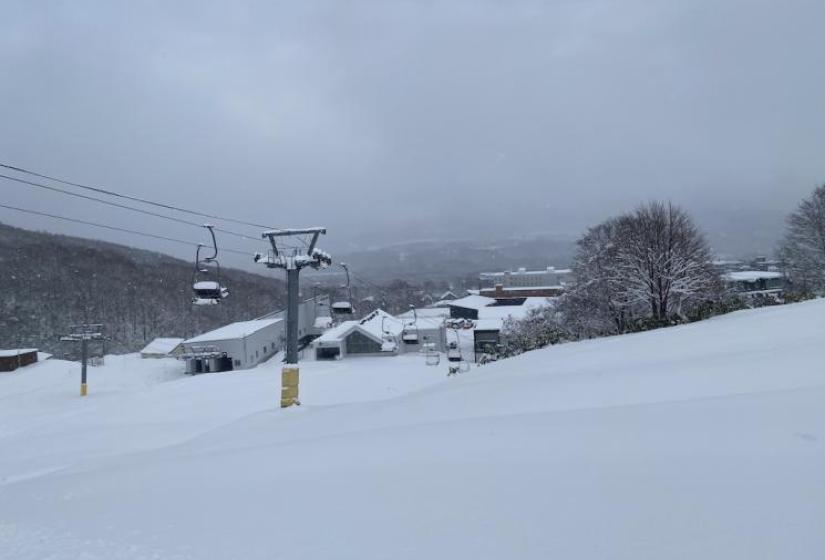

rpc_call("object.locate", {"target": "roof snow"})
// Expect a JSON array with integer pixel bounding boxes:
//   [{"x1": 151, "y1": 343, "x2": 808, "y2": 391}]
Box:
[
  {"x1": 318, "y1": 309, "x2": 403, "y2": 344},
  {"x1": 480, "y1": 266, "x2": 571, "y2": 277},
  {"x1": 184, "y1": 319, "x2": 282, "y2": 344},
  {"x1": 139, "y1": 338, "x2": 184, "y2": 355},
  {"x1": 398, "y1": 308, "x2": 451, "y2": 320},
  {"x1": 724, "y1": 271, "x2": 784, "y2": 282},
  {"x1": 477, "y1": 297, "x2": 554, "y2": 322},
  {"x1": 0, "y1": 349, "x2": 38, "y2": 358},
  {"x1": 446, "y1": 295, "x2": 496, "y2": 310}
]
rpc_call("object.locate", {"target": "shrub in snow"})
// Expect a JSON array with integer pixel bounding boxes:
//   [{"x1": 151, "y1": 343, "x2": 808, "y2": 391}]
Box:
[{"x1": 498, "y1": 306, "x2": 568, "y2": 358}]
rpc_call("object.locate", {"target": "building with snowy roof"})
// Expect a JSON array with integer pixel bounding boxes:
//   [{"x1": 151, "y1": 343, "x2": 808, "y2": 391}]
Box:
[
  {"x1": 480, "y1": 266, "x2": 571, "y2": 289},
  {"x1": 180, "y1": 296, "x2": 330, "y2": 373},
  {"x1": 477, "y1": 266, "x2": 570, "y2": 298},
  {"x1": 0, "y1": 349, "x2": 38, "y2": 372},
  {"x1": 139, "y1": 338, "x2": 184, "y2": 359},
  {"x1": 315, "y1": 309, "x2": 403, "y2": 360},
  {"x1": 723, "y1": 271, "x2": 785, "y2": 298},
  {"x1": 445, "y1": 295, "x2": 497, "y2": 320}
]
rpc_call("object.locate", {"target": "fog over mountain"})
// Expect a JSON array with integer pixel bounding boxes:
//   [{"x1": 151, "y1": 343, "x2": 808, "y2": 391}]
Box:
[{"x1": 1, "y1": 1, "x2": 824, "y2": 267}]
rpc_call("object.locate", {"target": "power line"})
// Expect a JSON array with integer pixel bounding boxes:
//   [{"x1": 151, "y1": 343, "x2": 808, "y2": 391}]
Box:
[
  {"x1": 0, "y1": 202, "x2": 252, "y2": 256},
  {"x1": 0, "y1": 173, "x2": 261, "y2": 243},
  {"x1": 0, "y1": 161, "x2": 276, "y2": 230}
]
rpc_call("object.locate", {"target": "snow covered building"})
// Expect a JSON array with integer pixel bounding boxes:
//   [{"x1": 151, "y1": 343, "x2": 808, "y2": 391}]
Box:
[
  {"x1": 724, "y1": 271, "x2": 785, "y2": 298},
  {"x1": 180, "y1": 296, "x2": 330, "y2": 373},
  {"x1": 315, "y1": 310, "x2": 403, "y2": 360},
  {"x1": 478, "y1": 267, "x2": 570, "y2": 298},
  {"x1": 445, "y1": 295, "x2": 497, "y2": 320},
  {"x1": 314, "y1": 308, "x2": 446, "y2": 360},
  {"x1": 255, "y1": 295, "x2": 331, "y2": 346},
  {"x1": 181, "y1": 319, "x2": 283, "y2": 373},
  {"x1": 0, "y1": 349, "x2": 38, "y2": 372},
  {"x1": 139, "y1": 338, "x2": 184, "y2": 359}
]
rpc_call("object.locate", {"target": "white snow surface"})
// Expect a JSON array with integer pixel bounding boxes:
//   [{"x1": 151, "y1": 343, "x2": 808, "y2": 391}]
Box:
[{"x1": 2, "y1": 301, "x2": 825, "y2": 558}]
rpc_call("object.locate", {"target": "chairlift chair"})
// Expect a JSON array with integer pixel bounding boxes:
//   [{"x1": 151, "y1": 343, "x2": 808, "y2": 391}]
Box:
[
  {"x1": 446, "y1": 341, "x2": 462, "y2": 363},
  {"x1": 331, "y1": 301, "x2": 354, "y2": 315},
  {"x1": 331, "y1": 262, "x2": 355, "y2": 315},
  {"x1": 422, "y1": 342, "x2": 440, "y2": 366},
  {"x1": 191, "y1": 225, "x2": 230, "y2": 306},
  {"x1": 402, "y1": 304, "x2": 419, "y2": 344}
]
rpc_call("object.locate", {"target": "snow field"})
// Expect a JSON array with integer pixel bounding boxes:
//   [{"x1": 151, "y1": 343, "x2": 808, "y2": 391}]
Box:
[{"x1": 0, "y1": 300, "x2": 824, "y2": 559}]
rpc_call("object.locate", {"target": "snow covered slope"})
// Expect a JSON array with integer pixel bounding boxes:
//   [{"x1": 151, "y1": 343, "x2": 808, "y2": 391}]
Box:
[{"x1": 1, "y1": 301, "x2": 824, "y2": 559}]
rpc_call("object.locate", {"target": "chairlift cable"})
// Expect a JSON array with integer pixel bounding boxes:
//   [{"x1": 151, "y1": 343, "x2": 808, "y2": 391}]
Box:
[
  {"x1": 0, "y1": 173, "x2": 261, "y2": 243},
  {"x1": 0, "y1": 203, "x2": 251, "y2": 256},
  {"x1": 0, "y1": 161, "x2": 276, "y2": 230}
]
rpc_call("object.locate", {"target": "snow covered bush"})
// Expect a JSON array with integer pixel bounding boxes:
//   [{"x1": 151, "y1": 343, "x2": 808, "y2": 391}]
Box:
[{"x1": 499, "y1": 306, "x2": 568, "y2": 358}]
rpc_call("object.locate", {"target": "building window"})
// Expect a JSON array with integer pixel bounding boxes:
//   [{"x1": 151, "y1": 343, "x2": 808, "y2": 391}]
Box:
[
  {"x1": 346, "y1": 330, "x2": 382, "y2": 354},
  {"x1": 234, "y1": 359, "x2": 241, "y2": 367}
]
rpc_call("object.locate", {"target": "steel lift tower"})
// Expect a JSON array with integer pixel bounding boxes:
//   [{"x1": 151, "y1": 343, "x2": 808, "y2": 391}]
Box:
[{"x1": 255, "y1": 228, "x2": 332, "y2": 407}]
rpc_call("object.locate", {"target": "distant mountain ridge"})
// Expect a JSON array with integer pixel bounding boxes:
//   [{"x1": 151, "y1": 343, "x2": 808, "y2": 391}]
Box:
[{"x1": 0, "y1": 222, "x2": 285, "y2": 355}]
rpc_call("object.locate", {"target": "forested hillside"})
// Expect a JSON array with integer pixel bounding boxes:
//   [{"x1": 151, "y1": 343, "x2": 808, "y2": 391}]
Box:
[{"x1": 0, "y1": 223, "x2": 285, "y2": 354}]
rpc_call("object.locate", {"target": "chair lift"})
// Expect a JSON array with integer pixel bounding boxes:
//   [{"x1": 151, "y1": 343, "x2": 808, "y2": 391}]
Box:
[
  {"x1": 192, "y1": 225, "x2": 229, "y2": 306},
  {"x1": 331, "y1": 262, "x2": 354, "y2": 316},
  {"x1": 447, "y1": 329, "x2": 470, "y2": 376},
  {"x1": 401, "y1": 305, "x2": 419, "y2": 345},
  {"x1": 422, "y1": 342, "x2": 440, "y2": 366}
]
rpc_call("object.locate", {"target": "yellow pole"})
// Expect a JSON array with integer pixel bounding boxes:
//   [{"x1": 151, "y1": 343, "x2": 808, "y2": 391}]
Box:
[
  {"x1": 281, "y1": 366, "x2": 299, "y2": 408},
  {"x1": 80, "y1": 382, "x2": 88, "y2": 397}
]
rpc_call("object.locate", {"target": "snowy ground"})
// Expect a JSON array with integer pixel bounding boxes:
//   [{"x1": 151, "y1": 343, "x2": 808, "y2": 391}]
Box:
[{"x1": 1, "y1": 301, "x2": 825, "y2": 558}]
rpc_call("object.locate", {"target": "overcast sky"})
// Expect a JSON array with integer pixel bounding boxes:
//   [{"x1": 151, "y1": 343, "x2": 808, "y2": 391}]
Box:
[{"x1": 1, "y1": 0, "x2": 824, "y2": 267}]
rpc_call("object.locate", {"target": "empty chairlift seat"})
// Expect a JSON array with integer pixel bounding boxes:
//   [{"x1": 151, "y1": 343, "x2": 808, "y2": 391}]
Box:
[{"x1": 192, "y1": 281, "x2": 229, "y2": 305}]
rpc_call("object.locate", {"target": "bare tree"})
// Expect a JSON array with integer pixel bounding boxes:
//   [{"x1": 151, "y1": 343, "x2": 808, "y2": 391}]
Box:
[
  {"x1": 562, "y1": 201, "x2": 719, "y2": 335},
  {"x1": 779, "y1": 185, "x2": 825, "y2": 294},
  {"x1": 562, "y1": 218, "x2": 635, "y2": 336},
  {"x1": 616, "y1": 202, "x2": 719, "y2": 322}
]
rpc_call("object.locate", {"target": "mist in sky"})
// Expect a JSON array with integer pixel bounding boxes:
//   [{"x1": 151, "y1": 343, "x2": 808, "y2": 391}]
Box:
[{"x1": 1, "y1": 0, "x2": 824, "y2": 267}]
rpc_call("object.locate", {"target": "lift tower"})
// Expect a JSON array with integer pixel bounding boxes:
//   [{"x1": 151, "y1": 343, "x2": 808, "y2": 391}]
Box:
[
  {"x1": 255, "y1": 228, "x2": 331, "y2": 407},
  {"x1": 59, "y1": 323, "x2": 106, "y2": 396}
]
